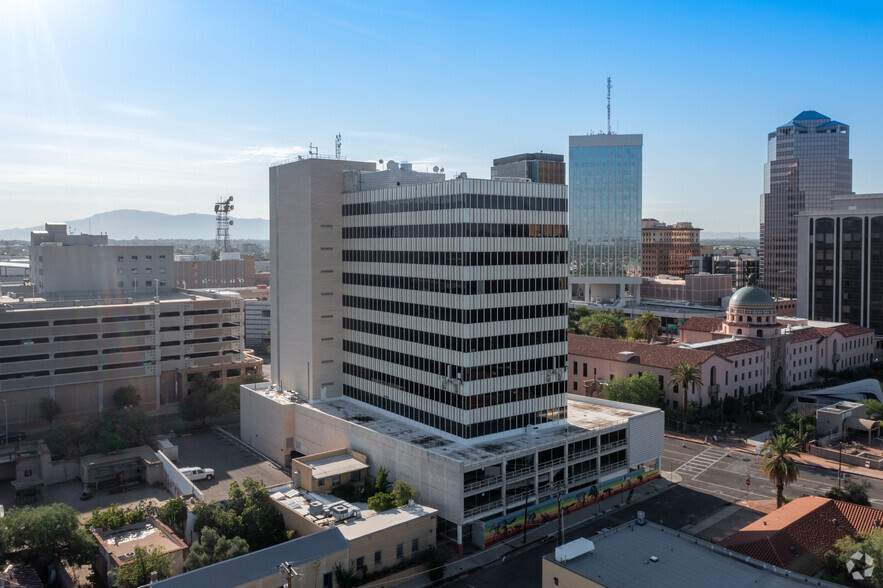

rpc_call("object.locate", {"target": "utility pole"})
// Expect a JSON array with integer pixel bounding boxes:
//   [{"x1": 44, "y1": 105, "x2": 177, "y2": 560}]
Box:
[
  {"x1": 522, "y1": 490, "x2": 530, "y2": 544},
  {"x1": 555, "y1": 482, "x2": 566, "y2": 547}
]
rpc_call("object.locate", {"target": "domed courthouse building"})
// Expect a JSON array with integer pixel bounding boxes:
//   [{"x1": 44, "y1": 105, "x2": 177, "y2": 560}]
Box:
[
  {"x1": 678, "y1": 278, "x2": 874, "y2": 400},
  {"x1": 569, "y1": 278, "x2": 875, "y2": 410}
]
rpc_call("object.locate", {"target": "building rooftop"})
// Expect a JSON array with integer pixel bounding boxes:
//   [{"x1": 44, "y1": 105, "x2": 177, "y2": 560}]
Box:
[
  {"x1": 301, "y1": 453, "x2": 367, "y2": 479},
  {"x1": 728, "y1": 285, "x2": 775, "y2": 311},
  {"x1": 268, "y1": 482, "x2": 437, "y2": 541},
  {"x1": 269, "y1": 386, "x2": 643, "y2": 466},
  {"x1": 682, "y1": 337, "x2": 762, "y2": 357},
  {"x1": 680, "y1": 317, "x2": 723, "y2": 332},
  {"x1": 94, "y1": 517, "x2": 186, "y2": 566},
  {"x1": 545, "y1": 520, "x2": 842, "y2": 588},
  {"x1": 492, "y1": 153, "x2": 564, "y2": 165},
  {"x1": 791, "y1": 110, "x2": 829, "y2": 121},
  {"x1": 0, "y1": 289, "x2": 228, "y2": 310},
  {"x1": 569, "y1": 334, "x2": 716, "y2": 369},
  {"x1": 153, "y1": 528, "x2": 348, "y2": 588},
  {"x1": 719, "y1": 496, "x2": 883, "y2": 576}
]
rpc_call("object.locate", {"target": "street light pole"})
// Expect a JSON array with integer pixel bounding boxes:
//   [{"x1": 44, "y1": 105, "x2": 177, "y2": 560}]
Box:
[
  {"x1": 838, "y1": 442, "x2": 843, "y2": 487},
  {"x1": 3, "y1": 399, "x2": 7, "y2": 444}
]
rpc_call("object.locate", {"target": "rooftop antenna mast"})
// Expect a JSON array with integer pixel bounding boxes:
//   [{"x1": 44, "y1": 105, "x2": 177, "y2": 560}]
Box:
[
  {"x1": 335, "y1": 133, "x2": 342, "y2": 159},
  {"x1": 213, "y1": 196, "x2": 234, "y2": 259},
  {"x1": 607, "y1": 76, "x2": 612, "y2": 135}
]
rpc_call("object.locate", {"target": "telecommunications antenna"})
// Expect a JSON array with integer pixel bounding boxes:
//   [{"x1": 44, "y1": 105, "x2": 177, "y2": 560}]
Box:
[{"x1": 433, "y1": 166, "x2": 439, "y2": 173}]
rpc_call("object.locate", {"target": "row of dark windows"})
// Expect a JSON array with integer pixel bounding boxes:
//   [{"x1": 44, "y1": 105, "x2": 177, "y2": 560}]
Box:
[
  {"x1": 344, "y1": 339, "x2": 565, "y2": 384},
  {"x1": 343, "y1": 274, "x2": 566, "y2": 295},
  {"x1": 343, "y1": 384, "x2": 566, "y2": 439},
  {"x1": 342, "y1": 223, "x2": 567, "y2": 240},
  {"x1": 342, "y1": 193, "x2": 567, "y2": 216},
  {"x1": 343, "y1": 362, "x2": 565, "y2": 410},
  {"x1": 342, "y1": 250, "x2": 567, "y2": 266},
  {"x1": 342, "y1": 295, "x2": 565, "y2": 324},
  {"x1": 343, "y1": 318, "x2": 565, "y2": 353}
]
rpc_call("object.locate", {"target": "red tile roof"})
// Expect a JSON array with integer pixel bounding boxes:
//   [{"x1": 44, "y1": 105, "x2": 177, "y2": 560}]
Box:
[
  {"x1": 823, "y1": 324, "x2": 876, "y2": 338},
  {"x1": 789, "y1": 327, "x2": 824, "y2": 344},
  {"x1": 719, "y1": 496, "x2": 883, "y2": 575},
  {"x1": 568, "y1": 334, "x2": 715, "y2": 369},
  {"x1": 680, "y1": 317, "x2": 724, "y2": 333},
  {"x1": 700, "y1": 338, "x2": 762, "y2": 357}
]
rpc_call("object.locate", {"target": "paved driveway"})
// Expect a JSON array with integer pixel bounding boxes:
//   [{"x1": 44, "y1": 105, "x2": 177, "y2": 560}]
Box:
[{"x1": 174, "y1": 430, "x2": 290, "y2": 502}]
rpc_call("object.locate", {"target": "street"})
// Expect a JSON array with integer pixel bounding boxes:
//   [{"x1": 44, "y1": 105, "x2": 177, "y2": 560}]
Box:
[
  {"x1": 448, "y1": 436, "x2": 883, "y2": 588},
  {"x1": 663, "y1": 436, "x2": 883, "y2": 507}
]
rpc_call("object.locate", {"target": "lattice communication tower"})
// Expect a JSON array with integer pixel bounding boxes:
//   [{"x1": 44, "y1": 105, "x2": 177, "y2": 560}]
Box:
[{"x1": 213, "y1": 196, "x2": 234, "y2": 259}]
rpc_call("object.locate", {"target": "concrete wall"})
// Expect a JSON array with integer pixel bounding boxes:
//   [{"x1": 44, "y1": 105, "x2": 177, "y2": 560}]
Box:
[
  {"x1": 239, "y1": 384, "x2": 297, "y2": 467},
  {"x1": 348, "y1": 512, "x2": 438, "y2": 574},
  {"x1": 158, "y1": 450, "x2": 201, "y2": 499},
  {"x1": 269, "y1": 158, "x2": 376, "y2": 400}
]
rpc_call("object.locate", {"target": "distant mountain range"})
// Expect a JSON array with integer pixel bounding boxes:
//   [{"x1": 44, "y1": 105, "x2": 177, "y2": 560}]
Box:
[
  {"x1": 702, "y1": 231, "x2": 759, "y2": 241},
  {"x1": 0, "y1": 210, "x2": 270, "y2": 241}
]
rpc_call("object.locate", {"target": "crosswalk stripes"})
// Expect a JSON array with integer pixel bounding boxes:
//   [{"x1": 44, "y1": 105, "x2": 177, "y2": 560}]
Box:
[{"x1": 675, "y1": 446, "x2": 729, "y2": 480}]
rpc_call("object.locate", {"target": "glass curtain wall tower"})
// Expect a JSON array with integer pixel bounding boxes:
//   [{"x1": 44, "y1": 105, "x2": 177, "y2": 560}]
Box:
[
  {"x1": 568, "y1": 134, "x2": 643, "y2": 303},
  {"x1": 761, "y1": 111, "x2": 852, "y2": 298}
]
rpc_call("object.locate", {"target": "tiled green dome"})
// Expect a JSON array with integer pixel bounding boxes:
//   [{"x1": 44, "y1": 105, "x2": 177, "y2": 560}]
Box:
[{"x1": 728, "y1": 286, "x2": 775, "y2": 311}]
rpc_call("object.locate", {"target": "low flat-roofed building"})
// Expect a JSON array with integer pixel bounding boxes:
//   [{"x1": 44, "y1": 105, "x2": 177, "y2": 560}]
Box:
[
  {"x1": 93, "y1": 516, "x2": 188, "y2": 585},
  {"x1": 291, "y1": 448, "x2": 369, "y2": 493},
  {"x1": 242, "y1": 383, "x2": 663, "y2": 551},
  {"x1": 542, "y1": 520, "x2": 843, "y2": 588},
  {"x1": 267, "y1": 482, "x2": 437, "y2": 575},
  {"x1": 152, "y1": 527, "x2": 349, "y2": 588}
]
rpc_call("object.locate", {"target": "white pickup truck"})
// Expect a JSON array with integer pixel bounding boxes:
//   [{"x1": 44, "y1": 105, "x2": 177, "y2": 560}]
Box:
[{"x1": 180, "y1": 467, "x2": 215, "y2": 481}]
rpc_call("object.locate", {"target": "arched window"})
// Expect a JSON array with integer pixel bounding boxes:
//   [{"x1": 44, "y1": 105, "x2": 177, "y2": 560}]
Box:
[
  {"x1": 757, "y1": 330, "x2": 763, "y2": 337},
  {"x1": 747, "y1": 316, "x2": 752, "y2": 323},
  {"x1": 710, "y1": 366, "x2": 717, "y2": 386},
  {"x1": 737, "y1": 328, "x2": 742, "y2": 335}
]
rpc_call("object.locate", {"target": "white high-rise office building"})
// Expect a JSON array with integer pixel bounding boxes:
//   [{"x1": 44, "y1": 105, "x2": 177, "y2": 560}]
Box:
[{"x1": 271, "y1": 158, "x2": 569, "y2": 440}]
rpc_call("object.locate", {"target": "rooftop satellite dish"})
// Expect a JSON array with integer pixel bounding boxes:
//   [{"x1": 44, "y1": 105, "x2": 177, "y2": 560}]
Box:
[
  {"x1": 440, "y1": 167, "x2": 445, "y2": 173},
  {"x1": 433, "y1": 166, "x2": 439, "y2": 173},
  {"x1": 378, "y1": 159, "x2": 384, "y2": 164},
  {"x1": 229, "y1": 196, "x2": 234, "y2": 201},
  {"x1": 229, "y1": 220, "x2": 234, "y2": 225}
]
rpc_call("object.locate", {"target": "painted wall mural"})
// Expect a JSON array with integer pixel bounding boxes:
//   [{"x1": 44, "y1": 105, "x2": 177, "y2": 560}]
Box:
[{"x1": 482, "y1": 465, "x2": 659, "y2": 547}]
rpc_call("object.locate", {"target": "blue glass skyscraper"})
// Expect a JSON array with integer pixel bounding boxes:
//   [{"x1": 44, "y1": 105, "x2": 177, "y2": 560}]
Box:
[{"x1": 568, "y1": 134, "x2": 643, "y2": 303}]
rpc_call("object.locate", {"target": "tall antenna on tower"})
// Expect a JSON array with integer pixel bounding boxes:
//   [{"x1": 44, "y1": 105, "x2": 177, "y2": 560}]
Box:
[
  {"x1": 607, "y1": 76, "x2": 612, "y2": 135},
  {"x1": 335, "y1": 133, "x2": 342, "y2": 159},
  {"x1": 213, "y1": 196, "x2": 234, "y2": 259}
]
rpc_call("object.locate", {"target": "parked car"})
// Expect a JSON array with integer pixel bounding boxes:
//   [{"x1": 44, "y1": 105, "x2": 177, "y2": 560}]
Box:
[
  {"x1": 0, "y1": 432, "x2": 26, "y2": 444},
  {"x1": 180, "y1": 466, "x2": 214, "y2": 481}
]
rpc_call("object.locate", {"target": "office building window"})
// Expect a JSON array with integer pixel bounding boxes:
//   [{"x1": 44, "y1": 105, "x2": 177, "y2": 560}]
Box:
[
  {"x1": 374, "y1": 551, "x2": 381, "y2": 565},
  {"x1": 412, "y1": 538, "x2": 419, "y2": 553},
  {"x1": 396, "y1": 543, "x2": 403, "y2": 559}
]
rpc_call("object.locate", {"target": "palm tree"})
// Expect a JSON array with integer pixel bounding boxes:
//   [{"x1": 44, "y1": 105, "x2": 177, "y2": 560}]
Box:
[
  {"x1": 759, "y1": 433, "x2": 801, "y2": 508},
  {"x1": 634, "y1": 311, "x2": 661, "y2": 342},
  {"x1": 589, "y1": 316, "x2": 621, "y2": 339},
  {"x1": 669, "y1": 363, "x2": 703, "y2": 433}
]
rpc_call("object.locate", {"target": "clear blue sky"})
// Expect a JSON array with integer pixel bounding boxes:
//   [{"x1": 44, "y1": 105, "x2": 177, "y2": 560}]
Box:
[{"x1": 2, "y1": 0, "x2": 882, "y2": 233}]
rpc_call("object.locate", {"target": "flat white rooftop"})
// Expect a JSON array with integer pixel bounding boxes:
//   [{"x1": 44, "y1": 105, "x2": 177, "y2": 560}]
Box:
[
  {"x1": 303, "y1": 453, "x2": 367, "y2": 478},
  {"x1": 292, "y1": 393, "x2": 644, "y2": 465}
]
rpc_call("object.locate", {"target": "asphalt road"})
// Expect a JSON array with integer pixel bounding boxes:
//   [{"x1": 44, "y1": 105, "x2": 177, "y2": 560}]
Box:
[
  {"x1": 450, "y1": 437, "x2": 883, "y2": 588},
  {"x1": 662, "y1": 436, "x2": 883, "y2": 507}
]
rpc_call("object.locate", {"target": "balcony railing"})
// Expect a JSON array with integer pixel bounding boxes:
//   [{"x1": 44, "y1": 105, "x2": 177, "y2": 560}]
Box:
[
  {"x1": 600, "y1": 439, "x2": 627, "y2": 453},
  {"x1": 568, "y1": 470, "x2": 599, "y2": 485},
  {"x1": 599, "y1": 461, "x2": 627, "y2": 475},
  {"x1": 464, "y1": 500, "x2": 504, "y2": 519},
  {"x1": 569, "y1": 448, "x2": 598, "y2": 462},
  {"x1": 505, "y1": 465, "x2": 536, "y2": 482},
  {"x1": 463, "y1": 475, "x2": 503, "y2": 493}
]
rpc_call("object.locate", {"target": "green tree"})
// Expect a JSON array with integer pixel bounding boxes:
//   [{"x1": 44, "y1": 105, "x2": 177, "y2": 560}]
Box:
[
  {"x1": 578, "y1": 311, "x2": 627, "y2": 339},
  {"x1": 826, "y1": 476, "x2": 871, "y2": 506},
  {"x1": 180, "y1": 374, "x2": 226, "y2": 426},
  {"x1": 669, "y1": 363, "x2": 703, "y2": 433},
  {"x1": 0, "y1": 503, "x2": 96, "y2": 574},
  {"x1": 863, "y1": 399, "x2": 883, "y2": 420},
  {"x1": 109, "y1": 546, "x2": 173, "y2": 587},
  {"x1": 184, "y1": 527, "x2": 249, "y2": 571},
  {"x1": 113, "y1": 385, "x2": 140, "y2": 409},
  {"x1": 421, "y1": 543, "x2": 451, "y2": 582},
  {"x1": 157, "y1": 498, "x2": 188, "y2": 538},
  {"x1": 827, "y1": 528, "x2": 883, "y2": 586},
  {"x1": 374, "y1": 465, "x2": 390, "y2": 494},
  {"x1": 39, "y1": 396, "x2": 61, "y2": 428},
  {"x1": 601, "y1": 373, "x2": 663, "y2": 407},
  {"x1": 633, "y1": 311, "x2": 661, "y2": 342},
  {"x1": 367, "y1": 492, "x2": 397, "y2": 512},
  {"x1": 391, "y1": 480, "x2": 419, "y2": 506},
  {"x1": 759, "y1": 433, "x2": 801, "y2": 508},
  {"x1": 333, "y1": 562, "x2": 360, "y2": 588},
  {"x1": 191, "y1": 478, "x2": 286, "y2": 551},
  {"x1": 86, "y1": 503, "x2": 153, "y2": 531}
]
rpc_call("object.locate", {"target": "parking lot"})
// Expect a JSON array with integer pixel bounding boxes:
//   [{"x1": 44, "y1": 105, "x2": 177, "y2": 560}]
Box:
[{"x1": 174, "y1": 429, "x2": 290, "y2": 501}]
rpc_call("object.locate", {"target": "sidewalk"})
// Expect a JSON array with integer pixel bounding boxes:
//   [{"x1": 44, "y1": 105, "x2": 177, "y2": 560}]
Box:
[{"x1": 396, "y1": 473, "x2": 678, "y2": 588}]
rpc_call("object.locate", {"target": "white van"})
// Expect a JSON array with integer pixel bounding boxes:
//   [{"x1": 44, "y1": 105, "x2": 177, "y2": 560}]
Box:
[{"x1": 180, "y1": 467, "x2": 214, "y2": 481}]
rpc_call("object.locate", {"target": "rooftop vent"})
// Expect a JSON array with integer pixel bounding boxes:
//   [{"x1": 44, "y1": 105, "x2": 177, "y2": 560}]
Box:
[{"x1": 617, "y1": 351, "x2": 635, "y2": 362}]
